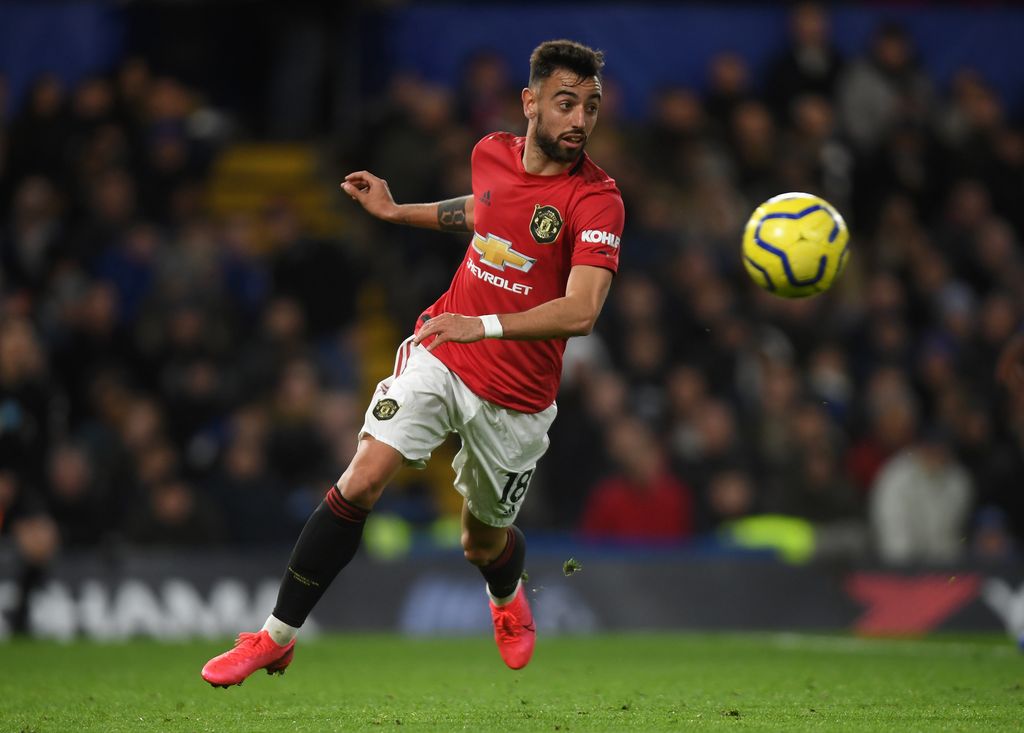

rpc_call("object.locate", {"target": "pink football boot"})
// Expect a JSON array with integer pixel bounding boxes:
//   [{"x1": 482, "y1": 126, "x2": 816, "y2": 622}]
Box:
[
  {"x1": 489, "y1": 585, "x2": 536, "y2": 670},
  {"x1": 201, "y1": 630, "x2": 295, "y2": 687}
]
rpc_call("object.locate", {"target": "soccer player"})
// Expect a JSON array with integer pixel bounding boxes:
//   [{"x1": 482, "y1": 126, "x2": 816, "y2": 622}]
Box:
[{"x1": 201, "y1": 39, "x2": 624, "y2": 686}]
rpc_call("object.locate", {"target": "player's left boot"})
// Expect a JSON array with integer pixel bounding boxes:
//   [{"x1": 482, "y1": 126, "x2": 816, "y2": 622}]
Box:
[
  {"x1": 489, "y1": 584, "x2": 535, "y2": 670},
  {"x1": 201, "y1": 630, "x2": 296, "y2": 687}
]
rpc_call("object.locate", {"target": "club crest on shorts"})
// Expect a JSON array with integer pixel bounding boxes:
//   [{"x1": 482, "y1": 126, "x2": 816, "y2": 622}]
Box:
[
  {"x1": 372, "y1": 398, "x2": 399, "y2": 420},
  {"x1": 530, "y1": 204, "x2": 563, "y2": 244}
]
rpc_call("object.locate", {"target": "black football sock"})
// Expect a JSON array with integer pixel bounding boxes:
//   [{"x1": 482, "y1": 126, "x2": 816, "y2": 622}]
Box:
[
  {"x1": 272, "y1": 485, "x2": 369, "y2": 628},
  {"x1": 479, "y1": 526, "x2": 526, "y2": 601}
]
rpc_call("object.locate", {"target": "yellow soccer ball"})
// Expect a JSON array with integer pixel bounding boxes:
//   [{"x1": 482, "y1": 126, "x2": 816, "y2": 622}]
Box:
[{"x1": 741, "y1": 192, "x2": 850, "y2": 298}]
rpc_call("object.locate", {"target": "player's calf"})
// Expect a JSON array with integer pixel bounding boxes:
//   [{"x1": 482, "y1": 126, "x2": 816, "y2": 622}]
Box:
[
  {"x1": 469, "y1": 525, "x2": 535, "y2": 669},
  {"x1": 475, "y1": 526, "x2": 526, "y2": 600}
]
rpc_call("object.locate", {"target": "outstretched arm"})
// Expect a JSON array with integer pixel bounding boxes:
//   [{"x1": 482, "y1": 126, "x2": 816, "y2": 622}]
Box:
[
  {"x1": 413, "y1": 265, "x2": 614, "y2": 351},
  {"x1": 340, "y1": 170, "x2": 475, "y2": 232}
]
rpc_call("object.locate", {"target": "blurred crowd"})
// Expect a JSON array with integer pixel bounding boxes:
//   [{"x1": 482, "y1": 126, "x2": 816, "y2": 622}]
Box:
[{"x1": 2, "y1": 3, "x2": 1024, "y2": 609}]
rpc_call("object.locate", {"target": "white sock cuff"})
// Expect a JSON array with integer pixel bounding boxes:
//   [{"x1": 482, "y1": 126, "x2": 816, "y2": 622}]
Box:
[
  {"x1": 487, "y1": 579, "x2": 521, "y2": 607},
  {"x1": 262, "y1": 614, "x2": 299, "y2": 646}
]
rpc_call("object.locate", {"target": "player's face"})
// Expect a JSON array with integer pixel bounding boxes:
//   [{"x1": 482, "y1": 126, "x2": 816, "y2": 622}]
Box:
[{"x1": 530, "y1": 71, "x2": 602, "y2": 163}]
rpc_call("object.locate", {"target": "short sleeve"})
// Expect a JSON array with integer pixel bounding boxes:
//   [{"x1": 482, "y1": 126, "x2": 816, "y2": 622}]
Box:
[{"x1": 570, "y1": 189, "x2": 625, "y2": 274}]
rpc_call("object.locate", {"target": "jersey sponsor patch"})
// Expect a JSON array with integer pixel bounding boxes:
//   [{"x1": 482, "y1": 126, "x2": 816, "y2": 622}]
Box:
[
  {"x1": 473, "y1": 232, "x2": 536, "y2": 272},
  {"x1": 530, "y1": 204, "x2": 563, "y2": 244},
  {"x1": 465, "y1": 258, "x2": 533, "y2": 294},
  {"x1": 372, "y1": 398, "x2": 400, "y2": 420},
  {"x1": 580, "y1": 229, "x2": 621, "y2": 248}
]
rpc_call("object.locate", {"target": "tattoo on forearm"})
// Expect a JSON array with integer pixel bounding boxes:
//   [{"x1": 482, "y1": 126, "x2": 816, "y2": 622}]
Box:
[{"x1": 437, "y1": 197, "x2": 469, "y2": 232}]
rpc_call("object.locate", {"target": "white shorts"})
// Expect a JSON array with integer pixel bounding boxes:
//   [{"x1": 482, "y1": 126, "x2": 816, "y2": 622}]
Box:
[{"x1": 359, "y1": 337, "x2": 557, "y2": 527}]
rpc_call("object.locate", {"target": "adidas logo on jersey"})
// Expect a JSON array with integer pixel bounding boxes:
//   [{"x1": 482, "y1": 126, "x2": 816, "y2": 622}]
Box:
[{"x1": 479, "y1": 190, "x2": 492, "y2": 206}]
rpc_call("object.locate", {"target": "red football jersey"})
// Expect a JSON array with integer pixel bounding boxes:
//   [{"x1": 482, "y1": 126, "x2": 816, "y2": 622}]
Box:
[{"x1": 417, "y1": 133, "x2": 625, "y2": 413}]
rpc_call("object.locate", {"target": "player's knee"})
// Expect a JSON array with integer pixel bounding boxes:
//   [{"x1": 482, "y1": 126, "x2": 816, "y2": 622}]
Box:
[
  {"x1": 463, "y1": 545, "x2": 493, "y2": 566},
  {"x1": 337, "y1": 472, "x2": 388, "y2": 509},
  {"x1": 461, "y1": 532, "x2": 500, "y2": 566}
]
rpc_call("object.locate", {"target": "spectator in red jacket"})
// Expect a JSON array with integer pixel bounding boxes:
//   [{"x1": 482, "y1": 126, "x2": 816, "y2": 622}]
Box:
[{"x1": 580, "y1": 415, "x2": 694, "y2": 542}]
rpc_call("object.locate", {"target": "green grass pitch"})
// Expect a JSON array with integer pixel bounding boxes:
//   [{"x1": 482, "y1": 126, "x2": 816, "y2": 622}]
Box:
[{"x1": 2, "y1": 633, "x2": 1022, "y2": 732}]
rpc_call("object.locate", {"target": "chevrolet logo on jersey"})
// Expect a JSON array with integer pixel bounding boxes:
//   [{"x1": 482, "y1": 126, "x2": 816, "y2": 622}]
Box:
[{"x1": 472, "y1": 232, "x2": 536, "y2": 272}]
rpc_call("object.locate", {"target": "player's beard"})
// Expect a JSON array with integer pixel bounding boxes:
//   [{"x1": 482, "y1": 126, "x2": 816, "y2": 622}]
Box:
[{"x1": 534, "y1": 112, "x2": 586, "y2": 164}]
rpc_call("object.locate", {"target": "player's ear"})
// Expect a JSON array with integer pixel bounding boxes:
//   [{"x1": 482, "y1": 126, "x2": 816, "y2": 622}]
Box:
[{"x1": 522, "y1": 87, "x2": 537, "y2": 120}]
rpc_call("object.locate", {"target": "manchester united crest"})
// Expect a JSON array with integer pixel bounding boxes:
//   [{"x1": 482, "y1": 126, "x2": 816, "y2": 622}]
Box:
[
  {"x1": 530, "y1": 204, "x2": 563, "y2": 244},
  {"x1": 372, "y1": 398, "x2": 399, "y2": 420}
]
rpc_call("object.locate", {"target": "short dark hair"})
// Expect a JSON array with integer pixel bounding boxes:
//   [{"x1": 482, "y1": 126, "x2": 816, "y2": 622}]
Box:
[{"x1": 528, "y1": 40, "x2": 605, "y2": 87}]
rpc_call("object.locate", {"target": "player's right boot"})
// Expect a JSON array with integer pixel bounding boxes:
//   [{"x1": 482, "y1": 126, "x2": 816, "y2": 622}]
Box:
[
  {"x1": 201, "y1": 630, "x2": 296, "y2": 687},
  {"x1": 489, "y1": 584, "x2": 536, "y2": 670}
]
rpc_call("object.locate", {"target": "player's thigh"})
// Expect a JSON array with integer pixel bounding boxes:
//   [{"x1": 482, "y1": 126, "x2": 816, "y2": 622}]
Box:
[
  {"x1": 452, "y1": 402, "x2": 557, "y2": 527},
  {"x1": 359, "y1": 343, "x2": 455, "y2": 468}
]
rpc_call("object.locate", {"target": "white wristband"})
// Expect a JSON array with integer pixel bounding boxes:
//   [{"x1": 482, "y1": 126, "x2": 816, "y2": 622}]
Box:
[{"x1": 479, "y1": 314, "x2": 503, "y2": 339}]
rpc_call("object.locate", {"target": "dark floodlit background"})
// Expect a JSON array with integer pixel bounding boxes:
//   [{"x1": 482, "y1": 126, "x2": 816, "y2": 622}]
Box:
[{"x1": 1, "y1": 1, "x2": 1024, "y2": 639}]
